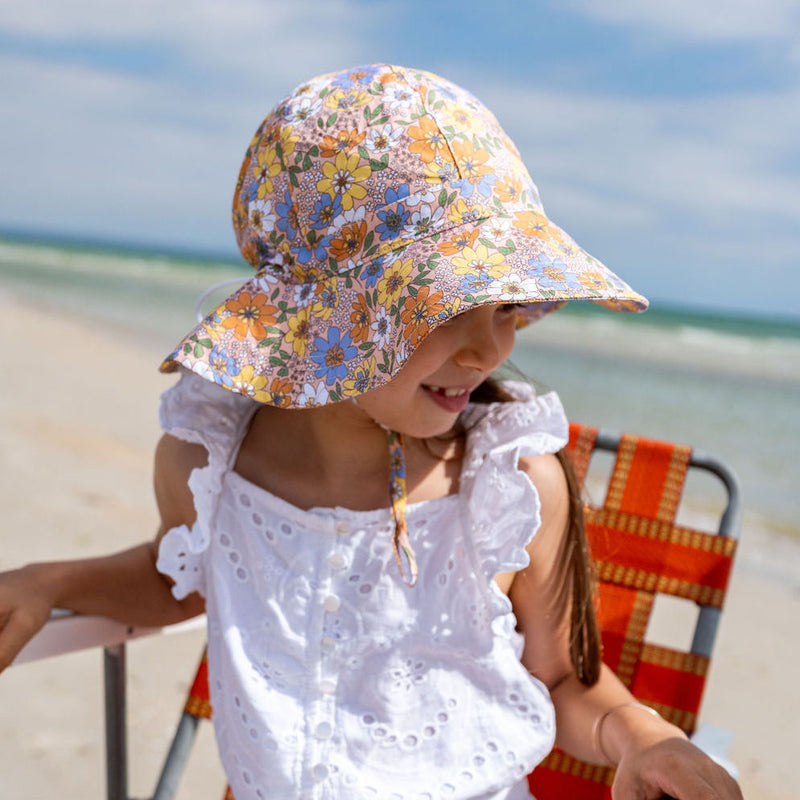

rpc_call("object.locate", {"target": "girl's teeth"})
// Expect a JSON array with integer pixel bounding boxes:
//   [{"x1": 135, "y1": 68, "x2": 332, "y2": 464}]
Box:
[{"x1": 427, "y1": 385, "x2": 466, "y2": 397}]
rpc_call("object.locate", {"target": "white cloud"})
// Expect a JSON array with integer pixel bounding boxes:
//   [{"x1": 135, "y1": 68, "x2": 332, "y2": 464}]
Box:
[{"x1": 562, "y1": 0, "x2": 800, "y2": 43}]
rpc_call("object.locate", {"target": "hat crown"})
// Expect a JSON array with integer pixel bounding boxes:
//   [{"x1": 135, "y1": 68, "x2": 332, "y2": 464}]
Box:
[{"x1": 233, "y1": 64, "x2": 541, "y2": 277}]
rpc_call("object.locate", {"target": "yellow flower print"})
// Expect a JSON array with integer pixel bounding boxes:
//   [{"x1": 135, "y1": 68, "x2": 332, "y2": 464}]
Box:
[
  {"x1": 450, "y1": 244, "x2": 509, "y2": 278},
  {"x1": 324, "y1": 88, "x2": 371, "y2": 111},
  {"x1": 312, "y1": 279, "x2": 339, "y2": 321},
  {"x1": 317, "y1": 151, "x2": 372, "y2": 210},
  {"x1": 285, "y1": 306, "x2": 312, "y2": 356},
  {"x1": 253, "y1": 146, "x2": 282, "y2": 199},
  {"x1": 407, "y1": 115, "x2": 449, "y2": 163},
  {"x1": 447, "y1": 198, "x2": 487, "y2": 227},
  {"x1": 377, "y1": 258, "x2": 414, "y2": 308},
  {"x1": 422, "y1": 158, "x2": 458, "y2": 186},
  {"x1": 343, "y1": 357, "x2": 377, "y2": 397},
  {"x1": 512, "y1": 209, "x2": 560, "y2": 242},
  {"x1": 232, "y1": 365, "x2": 269, "y2": 401},
  {"x1": 278, "y1": 125, "x2": 299, "y2": 158}
]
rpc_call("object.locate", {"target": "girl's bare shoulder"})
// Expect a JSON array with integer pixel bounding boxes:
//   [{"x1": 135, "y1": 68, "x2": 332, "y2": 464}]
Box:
[{"x1": 153, "y1": 434, "x2": 208, "y2": 533}]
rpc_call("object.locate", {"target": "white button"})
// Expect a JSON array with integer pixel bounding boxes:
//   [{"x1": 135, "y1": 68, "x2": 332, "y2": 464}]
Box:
[
  {"x1": 315, "y1": 721, "x2": 333, "y2": 739},
  {"x1": 335, "y1": 520, "x2": 351, "y2": 535},
  {"x1": 318, "y1": 679, "x2": 336, "y2": 694},
  {"x1": 321, "y1": 636, "x2": 336, "y2": 650},
  {"x1": 328, "y1": 552, "x2": 346, "y2": 569},
  {"x1": 323, "y1": 595, "x2": 341, "y2": 613},
  {"x1": 312, "y1": 763, "x2": 329, "y2": 781}
]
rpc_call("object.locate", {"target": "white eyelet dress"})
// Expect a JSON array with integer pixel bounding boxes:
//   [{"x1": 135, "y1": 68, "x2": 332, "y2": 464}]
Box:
[{"x1": 156, "y1": 371, "x2": 570, "y2": 800}]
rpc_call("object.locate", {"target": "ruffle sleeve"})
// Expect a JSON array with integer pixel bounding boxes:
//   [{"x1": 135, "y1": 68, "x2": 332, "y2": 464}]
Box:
[
  {"x1": 461, "y1": 382, "x2": 569, "y2": 579},
  {"x1": 156, "y1": 370, "x2": 256, "y2": 599}
]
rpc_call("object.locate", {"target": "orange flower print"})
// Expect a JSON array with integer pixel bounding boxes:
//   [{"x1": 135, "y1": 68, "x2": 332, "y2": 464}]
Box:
[
  {"x1": 407, "y1": 115, "x2": 448, "y2": 163},
  {"x1": 437, "y1": 228, "x2": 479, "y2": 256},
  {"x1": 441, "y1": 101, "x2": 482, "y2": 134},
  {"x1": 267, "y1": 377, "x2": 294, "y2": 408},
  {"x1": 450, "y1": 140, "x2": 491, "y2": 186},
  {"x1": 495, "y1": 175, "x2": 522, "y2": 204},
  {"x1": 450, "y1": 244, "x2": 509, "y2": 278},
  {"x1": 350, "y1": 295, "x2": 372, "y2": 343},
  {"x1": 320, "y1": 129, "x2": 366, "y2": 157},
  {"x1": 578, "y1": 270, "x2": 608, "y2": 293},
  {"x1": 329, "y1": 219, "x2": 367, "y2": 261},
  {"x1": 377, "y1": 257, "x2": 414, "y2": 308},
  {"x1": 285, "y1": 307, "x2": 312, "y2": 356},
  {"x1": 317, "y1": 151, "x2": 372, "y2": 210},
  {"x1": 513, "y1": 209, "x2": 558, "y2": 242},
  {"x1": 401, "y1": 286, "x2": 445, "y2": 344},
  {"x1": 222, "y1": 293, "x2": 278, "y2": 341}
]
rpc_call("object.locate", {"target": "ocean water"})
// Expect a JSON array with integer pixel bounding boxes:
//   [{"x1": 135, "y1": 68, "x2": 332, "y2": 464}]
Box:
[{"x1": 1, "y1": 235, "x2": 798, "y2": 537}]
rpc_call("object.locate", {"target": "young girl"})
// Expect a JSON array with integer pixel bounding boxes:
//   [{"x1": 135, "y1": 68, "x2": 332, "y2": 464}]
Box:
[{"x1": 0, "y1": 64, "x2": 741, "y2": 800}]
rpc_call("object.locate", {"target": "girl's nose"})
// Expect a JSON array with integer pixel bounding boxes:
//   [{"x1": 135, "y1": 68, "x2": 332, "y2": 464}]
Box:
[{"x1": 452, "y1": 309, "x2": 504, "y2": 372}]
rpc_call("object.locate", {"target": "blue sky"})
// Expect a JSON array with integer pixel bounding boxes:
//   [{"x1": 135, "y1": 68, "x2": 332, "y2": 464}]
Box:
[{"x1": 1, "y1": 0, "x2": 799, "y2": 319}]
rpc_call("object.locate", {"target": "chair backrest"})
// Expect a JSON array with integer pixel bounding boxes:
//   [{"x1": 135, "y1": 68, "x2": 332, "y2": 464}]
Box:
[{"x1": 528, "y1": 422, "x2": 740, "y2": 799}]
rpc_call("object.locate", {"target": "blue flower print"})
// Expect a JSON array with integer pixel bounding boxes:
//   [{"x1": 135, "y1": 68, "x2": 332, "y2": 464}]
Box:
[
  {"x1": 529, "y1": 254, "x2": 581, "y2": 290},
  {"x1": 331, "y1": 65, "x2": 381, "y2": 90},
  {"x1": 309, "y1": 192, "x2": 343, "y2": 230},
  {"x1": 311, "y1": 327, "x2": 357, "y2": 386},
  {"x1": 363, "y1": 255, "x2": 385, "y2": 288},
  {"x1": 276, "y1": 189, "x2": 299, "y2": 242},
  {"x1": 459, "y1": 272, "x2": 492, "y2": 295},
  {"x1": 452, "y1": 172, "x2": 497, "y2": 200},
  {"x1": 378, "y1": 184, "x2": 411, "y2": 208},
  {"x1": 208, "y1": 346, "x2": 236, "y2": 387},
  {"x1": 376, "y1": 205, "x2": 410, "y2": 241},
  {"x1": 293, "y1": 232, "x2": 333, "y2": 264}
]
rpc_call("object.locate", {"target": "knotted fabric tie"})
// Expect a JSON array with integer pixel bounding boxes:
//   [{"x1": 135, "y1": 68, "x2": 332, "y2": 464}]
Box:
[{"x1": 386, "y1": 429, "x2": 418, "y2": 587}]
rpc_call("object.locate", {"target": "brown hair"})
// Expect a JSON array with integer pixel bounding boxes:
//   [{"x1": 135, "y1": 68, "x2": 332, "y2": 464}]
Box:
[{"x1": 470, "y1": 378, "x2": 602, "y2": 686}]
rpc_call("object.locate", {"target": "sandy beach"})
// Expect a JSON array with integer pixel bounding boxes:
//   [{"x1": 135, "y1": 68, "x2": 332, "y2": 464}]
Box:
[{"x1": 1, "y1": 293, "x2": 798, "y2": 800}]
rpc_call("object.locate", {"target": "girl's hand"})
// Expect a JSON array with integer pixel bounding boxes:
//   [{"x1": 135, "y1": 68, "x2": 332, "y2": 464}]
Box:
[
  {"x1": 613, "y1": 735, "x2": 744, "y2": 800},
  {"x1": 0, "y1": 564, "x2": 56, "y2": 673}
]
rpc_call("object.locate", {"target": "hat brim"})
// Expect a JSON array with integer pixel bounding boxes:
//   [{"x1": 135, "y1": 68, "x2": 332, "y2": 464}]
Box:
[{"x1": 161, "y1": 209, "x2": 647, "y2": 408}]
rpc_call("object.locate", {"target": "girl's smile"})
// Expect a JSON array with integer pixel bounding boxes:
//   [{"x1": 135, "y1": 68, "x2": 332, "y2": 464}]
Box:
[{"x1": 353, "y1": 303, "x2": 519, "y2": 438}]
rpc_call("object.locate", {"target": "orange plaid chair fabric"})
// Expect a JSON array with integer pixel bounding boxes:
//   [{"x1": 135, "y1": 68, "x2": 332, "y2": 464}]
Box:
[
  {"x1": 154, "y1": 423, "x2": 739, "y2": 800},
  {"x1": 528, "y1": 423, "x2": 739, "y2": 799}
]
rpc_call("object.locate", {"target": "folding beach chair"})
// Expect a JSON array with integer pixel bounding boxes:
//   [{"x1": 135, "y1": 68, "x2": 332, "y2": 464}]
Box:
[
  {"x1": 150, "y1": 423, "x2": 741, "y2": 800},
  {"x1": 528, "y1": 423, "x2": 740, "y2": 799}
]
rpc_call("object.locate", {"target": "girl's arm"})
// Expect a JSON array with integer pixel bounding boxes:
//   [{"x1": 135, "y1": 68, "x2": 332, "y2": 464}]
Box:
[
  {"x1": 510, "y1": 453, "x2": 742, "y2": 800},
  {"x1": 0, "y1": 434, "x2": 206, "y2": 673}
]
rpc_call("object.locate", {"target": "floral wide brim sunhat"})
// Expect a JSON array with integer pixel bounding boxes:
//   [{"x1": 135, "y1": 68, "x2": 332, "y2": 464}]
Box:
[{"x1": 161, "y1": 63, "x2": 648, "y2": 408}]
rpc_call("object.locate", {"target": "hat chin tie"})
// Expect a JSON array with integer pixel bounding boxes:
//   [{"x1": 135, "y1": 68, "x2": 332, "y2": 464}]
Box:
[
  {"x1": 386, "y1": 429, "x2": 418, "y2": 587},
  {"x1": 351, "y1": 398, "x2": 417, "y2": 587}
]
